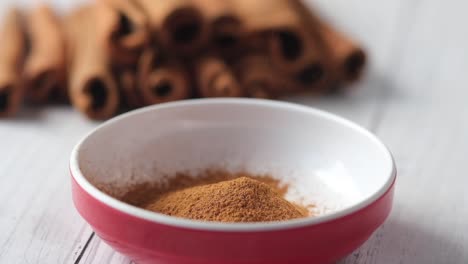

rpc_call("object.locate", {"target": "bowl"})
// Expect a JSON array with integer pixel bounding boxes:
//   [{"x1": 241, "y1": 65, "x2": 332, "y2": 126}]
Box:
[{"x1": 70, "y1": 98, "x2": 396, "y2": 264}]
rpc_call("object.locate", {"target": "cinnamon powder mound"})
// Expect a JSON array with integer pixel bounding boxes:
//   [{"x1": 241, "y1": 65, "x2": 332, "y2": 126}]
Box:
[
  {"x1": 143, "y1": 177, "x2": 308, "y2": 222},
  {"x1": 119, "y1": 170, "x2": 289, "y2": 207}
]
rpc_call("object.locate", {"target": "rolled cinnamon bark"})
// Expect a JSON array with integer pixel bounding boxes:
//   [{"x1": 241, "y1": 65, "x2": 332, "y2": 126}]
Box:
[
  {"x1": 137, "y1": 0, "x2": 207, "y2": 55},
  {"x1": 316, "y1": 22, "x2": 366, "y2": 83},
  {"x1": 119, "y1": 68, "x2": 142, "y2": 108},
  {"x1": 235, "y1": 54, "x2": 280, "y2": 99},
  {"x1": 194, "y1": 55, "x2": 243, "y2": 98},
  {"x1": 234, "y1": 0, "x2": 326, "y2": 83},
  {"x1": 194, "y1": 0, "x2": 242, "y2": 54},
  {"x1": 96, "y1": 0, "x2": 149, "y2": 66},
  {"x1": 65, "y1": 6, "x2": 120, "y2": 120},
  {"x1": 23, "y1": 5, "x2": 66, "y2": 104},
  {"x1": 0, "y1": 9, "x2": 26, "y2": 117},
  {"x1": 137, "y1": 49, "x2": 190, "y2": 105},
  {"x1": 291, "y1": 60, "x2": 330, "y2": 94},
  {"x1": 292, "y1": 0, "x2": 366, "y2": 83}
]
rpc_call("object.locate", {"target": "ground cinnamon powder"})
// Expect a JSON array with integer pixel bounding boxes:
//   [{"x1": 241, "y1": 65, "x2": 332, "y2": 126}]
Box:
[{"x1": 119, "y1": 171, "x2": 309, "y2": 222}]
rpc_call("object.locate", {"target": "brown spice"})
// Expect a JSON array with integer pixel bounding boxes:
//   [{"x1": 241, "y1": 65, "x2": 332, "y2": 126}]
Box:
[
  {"x1": 0, "y1": 8, "x2": 27, "y2": 117},
  {"x1": 65, "y1": 6, "x2": 120, "y2": 120},
  {"x1": 119, "y1": 170, "x2": 289, "y2": 207},
  {"x1": 115, "y1": 171, "x2": 309, "y2": 222},
  {"x1": 138, "y1": 175, "x2": 308, "y2": 222}
]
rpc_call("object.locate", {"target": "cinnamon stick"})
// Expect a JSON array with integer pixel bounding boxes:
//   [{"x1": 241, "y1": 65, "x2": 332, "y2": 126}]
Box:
[
  {"x1": 65, "y1": 6, "x2": 120, "y2": 120},
  {"x1": 118, "y1": 68, "x2": 142, "y2": 108},
  {"x1": 194, "y1": 0, "x2": 243, "y2": 55},
  {"x1": 292, "y1": 0, "x2": 366, "y2": 84},
  {"x1": 235, "y1": 54, "x2": 281, "y2": 99},
  {"x1": 96, "y1": 0, "x2": 149, "y2": 66},
  {"x1": 317, "y1": 23, "x2": 366, "y2": 83},
  {"x1": 137, "y1": 49, "x2": 190, "y2": 105},
  {"x1": 194, "y1": 55, "x2": 243, "y2": 98},
  {"x1": 23, "y1": 5, "x2": 66, "y2": 103},
  {"x1": 137, "y1": 0, "x2": 208, "y2": 55},
  {"x1": 0, "y1": 9, "x2": 26, "y2": 117},
  {"x1": 290, "y1": 60, "x2": 330, "y2": 95},
  {"x1": 234, "y1": 0, "x2": 326, "y2": 85}
]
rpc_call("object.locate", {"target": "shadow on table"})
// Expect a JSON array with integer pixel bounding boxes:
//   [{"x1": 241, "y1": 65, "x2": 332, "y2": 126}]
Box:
[
  {"x1": 338, "y1": 216, "x2": 464, "y2": 263},
  {"x1": 2, "y1": 103, "x2": 71, "y2": 122},
  {"x1": 285, "y1": 67, "x2": 403, "y2": 105},
  {"x1": 13, "y1": 105, "x2": 46, "y2": 121}
]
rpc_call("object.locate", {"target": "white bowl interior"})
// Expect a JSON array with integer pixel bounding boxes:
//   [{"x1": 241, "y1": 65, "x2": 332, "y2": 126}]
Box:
[{"x1": 75, "y1": 99, "x2": 394, "y2": 217}]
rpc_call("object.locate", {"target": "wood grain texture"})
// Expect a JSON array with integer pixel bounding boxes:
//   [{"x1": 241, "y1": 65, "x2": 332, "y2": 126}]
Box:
[
  {"x1": 79, "y1": 234, "x2": 133, "y2": 264},
  {"x1": 1, "y1": 0, "x2": 468, "y2": 263},
  {"x1": 340, "y1": 0, "x2": 468, "y2": 263},
  {"x1": 0, "y1": 106, "x2": 97, "y2": 263}
]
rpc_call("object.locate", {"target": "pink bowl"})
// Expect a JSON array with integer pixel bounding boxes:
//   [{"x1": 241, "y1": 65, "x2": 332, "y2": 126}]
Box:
[{"x1": 70, "y1": 98, "x2": 396, "y2": 264}]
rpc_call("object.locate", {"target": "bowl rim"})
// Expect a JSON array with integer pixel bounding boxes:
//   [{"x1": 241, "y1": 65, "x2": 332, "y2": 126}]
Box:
[{"x1": 70, "y1": 98, "x2": 396, "y2": 232}]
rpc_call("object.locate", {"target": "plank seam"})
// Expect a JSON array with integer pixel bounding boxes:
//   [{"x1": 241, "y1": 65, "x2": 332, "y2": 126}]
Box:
[{"x1": 74, "y1": 232, "x2": 95, "y2": 264}]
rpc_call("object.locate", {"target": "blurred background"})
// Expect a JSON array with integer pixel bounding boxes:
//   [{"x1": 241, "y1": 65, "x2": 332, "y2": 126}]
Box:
[{"x1": 1, "y1": 0, "x2": 468, "y2": 263}]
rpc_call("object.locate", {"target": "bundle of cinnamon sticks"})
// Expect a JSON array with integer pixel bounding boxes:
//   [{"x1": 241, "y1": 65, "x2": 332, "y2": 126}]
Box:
[{"x1": 0, "y1": 0, "x2": 366, "y2": 120}]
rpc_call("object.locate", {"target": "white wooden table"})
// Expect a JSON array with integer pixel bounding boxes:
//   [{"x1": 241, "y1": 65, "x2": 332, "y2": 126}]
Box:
[{"x1": 1, "y1": 0, "x2": 468, "y2": 263}]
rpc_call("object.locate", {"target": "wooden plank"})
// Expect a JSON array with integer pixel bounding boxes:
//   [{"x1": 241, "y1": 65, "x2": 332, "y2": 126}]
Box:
[
  {"x1": 0, "y1": 1, "x2": 98, "y2": 263},
  {"x1": 341, "y1": 0, "x2": 468, "y2": 263},
  {"x1": 0, "y1": 106, "x2": 97, "y2": 263},
  {"x1": 77, "y1": 0, "x2": 406, "y2": 262},
  {"x1": 79, "y1": 235, "x2": 133, "y2": 264}
]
